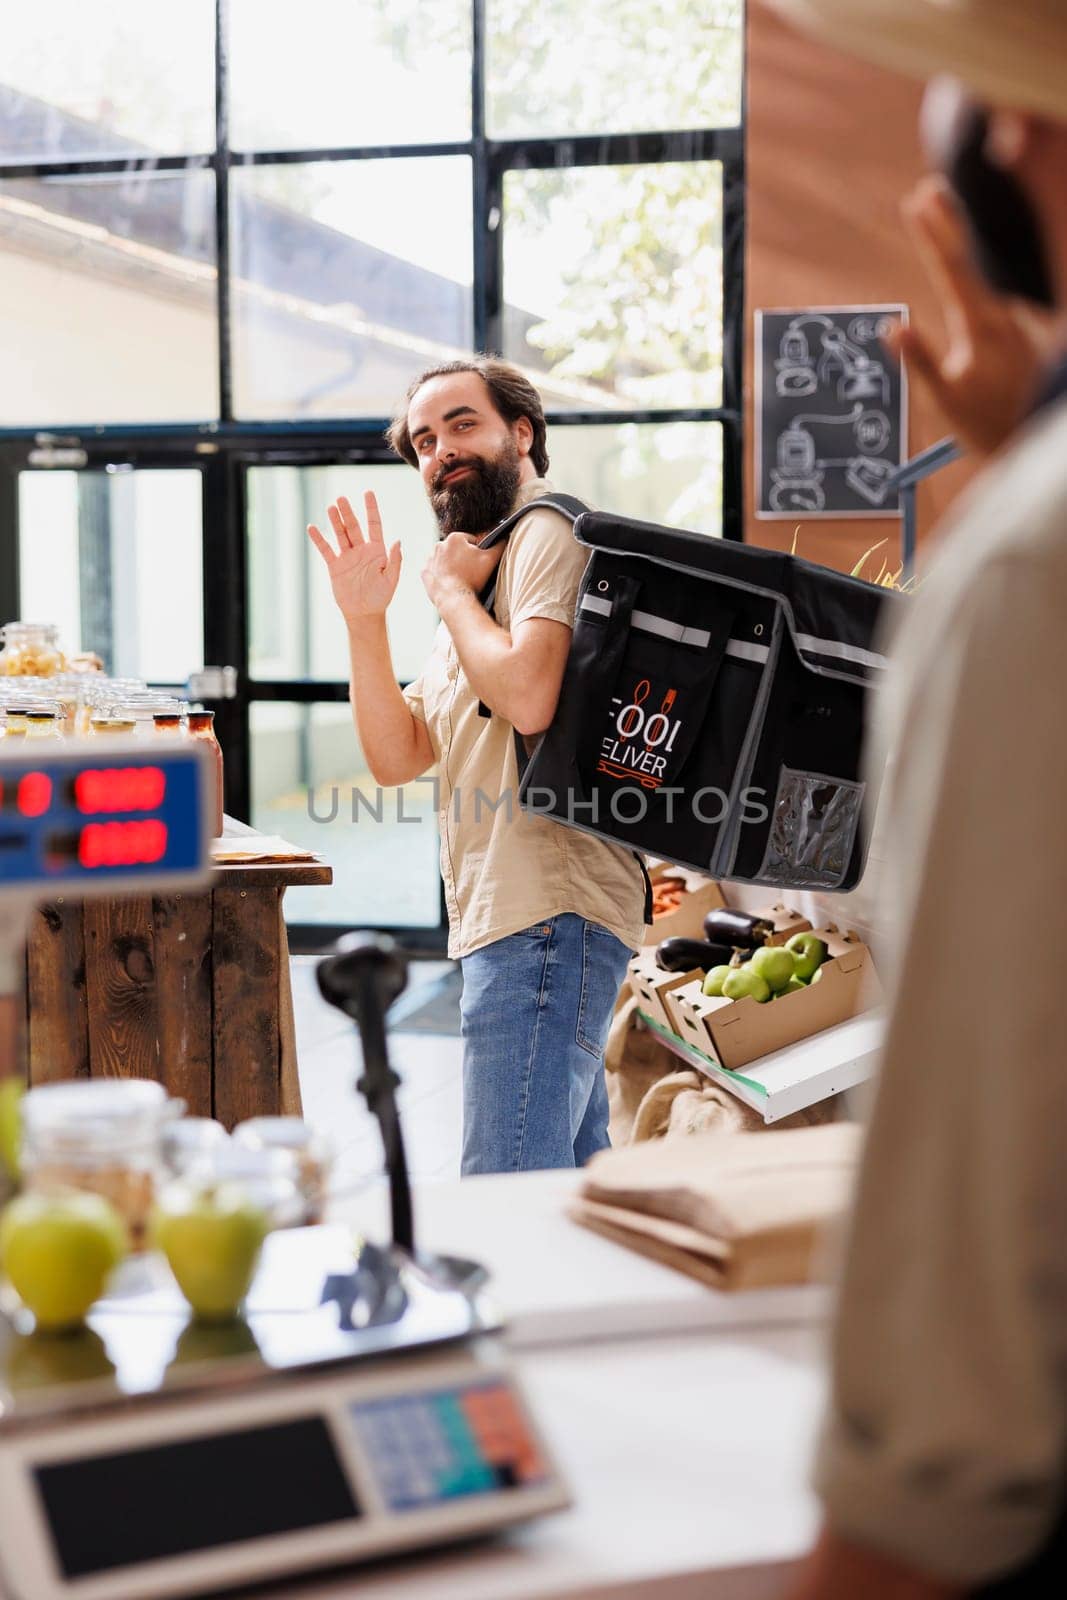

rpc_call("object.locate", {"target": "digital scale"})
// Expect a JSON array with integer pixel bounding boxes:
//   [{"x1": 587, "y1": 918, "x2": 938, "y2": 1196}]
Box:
[{"x1": 0, "y1": 741, "x2": 569, "y2": 1600}]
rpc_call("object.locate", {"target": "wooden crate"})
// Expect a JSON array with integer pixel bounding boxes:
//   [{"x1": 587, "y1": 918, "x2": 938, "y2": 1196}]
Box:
[{"x1": 22, "y1": 860, "x2": 331, "y2": 1128}]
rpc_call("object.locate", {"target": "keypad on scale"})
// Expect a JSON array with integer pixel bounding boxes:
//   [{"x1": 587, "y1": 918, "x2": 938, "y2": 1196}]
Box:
[{"x1": 352, "y1": 1382, "x2": 545, "y2": 1512}]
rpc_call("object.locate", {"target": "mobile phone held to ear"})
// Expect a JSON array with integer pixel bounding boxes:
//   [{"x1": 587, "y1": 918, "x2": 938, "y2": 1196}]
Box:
[{"x1": 927, "y1": 83, "x2": 1055, "y2": 308}]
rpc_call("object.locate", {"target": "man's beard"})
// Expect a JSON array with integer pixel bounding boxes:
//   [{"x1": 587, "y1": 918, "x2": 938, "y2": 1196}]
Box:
[{"x1": 429, "y1": 438, "x2": 523, "y2": 535}]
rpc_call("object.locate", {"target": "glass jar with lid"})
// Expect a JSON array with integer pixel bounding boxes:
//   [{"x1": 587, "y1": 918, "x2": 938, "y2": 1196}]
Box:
[
  {"x1": 51, "y1": 677, "x2": 85, "y2": 736},
  {"x1": 1, "y1": 705, "x2": 29, "y2": 738},
  {"x1": 21, "y1": 1079, "x2": 186, "y2": 1249},
  {"x1": 175, "y1": 1144, "x2": 302, "y2": 1230},
  {"x1": 187, "y1": 709, "x2": 225, "y2": 835},
  {"x1": 89, "y1": 714, "x2": 137, "y2": 737},
  {"x1": 104, "y1": 695, "x2": 180, "y2": 737},
  {"x1": 232, "y1": 1118, "x2": 332, "y2": 1224},
  {"x1": 161, "y1": 1116, "x2": 229, "y2": 1178},
  {"x1": 0, "y1": 623, "x2": 66, "y2": 677},
  {"x1": 24, "y1": 705, "x2": 62, "y2": 739}
]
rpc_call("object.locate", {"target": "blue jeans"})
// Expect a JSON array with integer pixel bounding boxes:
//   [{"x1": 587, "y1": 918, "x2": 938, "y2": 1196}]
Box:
[{"x1": 459, "y1": 914, "x2": 634, "y2": 1176}]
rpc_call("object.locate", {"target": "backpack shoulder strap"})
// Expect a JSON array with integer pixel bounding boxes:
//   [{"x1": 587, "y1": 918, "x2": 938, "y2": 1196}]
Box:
[
  {"x1": 475, "y1": 493, "x2": 590, "y2": 552},
  {"x1": 474, "y1": 495, "x2": 590, "y2": 722}
]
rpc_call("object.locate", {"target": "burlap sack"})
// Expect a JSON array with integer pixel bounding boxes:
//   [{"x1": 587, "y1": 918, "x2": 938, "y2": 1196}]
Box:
[{"x1": 605, "y1": 995, "x2": 837, "y2": 1146}]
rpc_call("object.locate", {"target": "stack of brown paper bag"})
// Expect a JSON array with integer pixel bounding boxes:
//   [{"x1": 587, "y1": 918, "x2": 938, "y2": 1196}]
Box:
[
  {"x1": 569, "y1": 1122, "x2": 861, "y2": 1291},
  {"x1": 210, "y1": 835, "x2": 318, "y2": 864}
]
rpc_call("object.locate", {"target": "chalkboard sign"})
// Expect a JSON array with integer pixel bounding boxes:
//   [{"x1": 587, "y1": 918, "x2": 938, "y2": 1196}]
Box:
[{"x1": 755, "y1": 306, "x2": 907, "y2": 519}]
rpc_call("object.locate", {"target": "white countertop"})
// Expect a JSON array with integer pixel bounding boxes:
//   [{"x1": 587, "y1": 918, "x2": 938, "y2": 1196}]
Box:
[
  {"x1": 336, "y1": 1170, "x2": 831, "y2": 1349},
  {"x1": 288, "y1": 1323, "x2": 824, "y2": 1600},
  {"x1": 0, "y1": 1172, "x2": 829, "y2": 1600},
  {"x1": 294, "y1": 1169, "x2": 831, "y2": 1599}
]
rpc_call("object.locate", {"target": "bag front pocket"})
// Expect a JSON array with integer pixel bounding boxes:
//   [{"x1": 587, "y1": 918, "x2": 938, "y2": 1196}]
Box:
[
  {"x1": 758, "y1": 766, "x2": 865, "y2": 890},
  {"x1": 573, "y1": 577, "x2": 735, "y2": 799}
]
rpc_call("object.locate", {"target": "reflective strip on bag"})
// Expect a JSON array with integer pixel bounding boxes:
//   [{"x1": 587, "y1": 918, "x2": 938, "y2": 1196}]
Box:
[
  {"x1": 578, "y1": 593, "x2": 711, "y2": 648},
  {"x1": 579, "y1": 595, "x2": 774, "y2": 664},
  {"x1": 724, "y1": 639, "x2": 770, "y2": 664},
  {"x1": 795, "y1": 632, "x2": 887, "y2": 671}
]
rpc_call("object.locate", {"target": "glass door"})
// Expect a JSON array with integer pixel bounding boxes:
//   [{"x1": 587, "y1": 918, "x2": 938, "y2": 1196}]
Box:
[
  {"x1": 15, "y1": 467, "x2": 205, "y2": 686},
  {"x1": 244, "y1": 460, "x2": 444, "y2": 934},
  {"x1": 2, "y1": 448, "x2": 451, "y2": 949}
]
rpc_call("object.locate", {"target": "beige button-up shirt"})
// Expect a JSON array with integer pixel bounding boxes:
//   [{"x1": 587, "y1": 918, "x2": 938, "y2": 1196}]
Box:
[
  {"x1": 817, "y1": 400, "x2": 1067, "y2": 1583},
  {"x1": 403, "y1": 478, "x2": 648, "y2": 961}
]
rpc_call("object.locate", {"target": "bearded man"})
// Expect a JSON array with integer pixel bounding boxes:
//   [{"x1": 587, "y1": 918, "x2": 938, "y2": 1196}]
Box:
[{"x1": 308, "y1": 358, "x2": 647, "y2": 1175}]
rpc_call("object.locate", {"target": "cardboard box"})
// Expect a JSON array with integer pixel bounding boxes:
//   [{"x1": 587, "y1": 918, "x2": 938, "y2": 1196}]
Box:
[
  {"x1": 626, "y1": 948, "x2": 704, "y2": 1032},
  {"x1": 752, "y1": 903, "x2": 814, "y2": 947},
  {"x1": 664, "y1": 925, "x2": 882, "y2": 1073},
  {"x1": 647, "y1": 864, "x2": 726, "y2": 942}
]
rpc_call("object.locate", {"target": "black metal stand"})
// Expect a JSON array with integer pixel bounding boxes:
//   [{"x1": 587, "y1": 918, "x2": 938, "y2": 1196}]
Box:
[
  {"x1": 316, "y1": 932, "x2": 414, "y2": 1255},
  {"x1": 315, "y1": 932, "x2": 488, "y2": 1300},
  {"x1": 885, "y1": 435, "x2": 962, "y2": 577}
]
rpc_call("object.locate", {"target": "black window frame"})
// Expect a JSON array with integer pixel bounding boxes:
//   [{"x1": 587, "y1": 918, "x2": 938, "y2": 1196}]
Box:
[{"x1": 0, "y1": 0, "x2": 745, "y2": 953}]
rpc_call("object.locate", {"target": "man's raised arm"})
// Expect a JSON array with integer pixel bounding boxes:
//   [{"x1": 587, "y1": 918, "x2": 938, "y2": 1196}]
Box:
[{"x1": 307, "y1": 492, "x2": 434, "y2": 787}]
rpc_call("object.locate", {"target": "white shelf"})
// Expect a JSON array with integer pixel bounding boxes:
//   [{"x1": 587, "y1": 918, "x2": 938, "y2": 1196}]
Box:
[{"x1": 636, "y1": 1008, "x2": 884, "y2": 1122}]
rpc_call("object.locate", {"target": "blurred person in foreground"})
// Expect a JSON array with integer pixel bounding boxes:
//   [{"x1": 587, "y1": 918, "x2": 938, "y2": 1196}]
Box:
[
  {"x1": 770, "y1": 2, "x2": 1067, "y2": 1596},
  {"x1": 307, "y1": 359, "x2": 646, "y2": 1176}
]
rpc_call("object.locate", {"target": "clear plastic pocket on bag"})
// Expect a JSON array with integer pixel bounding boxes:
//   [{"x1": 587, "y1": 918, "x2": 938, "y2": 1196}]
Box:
[{"x1": 759, "y1": 766, "x2": 865, "y2": 889}]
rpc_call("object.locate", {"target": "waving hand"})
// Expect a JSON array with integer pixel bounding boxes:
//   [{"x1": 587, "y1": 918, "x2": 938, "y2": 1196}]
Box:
[{"x1": 307, "y1": 492, "x2": 402, "y2": 623}]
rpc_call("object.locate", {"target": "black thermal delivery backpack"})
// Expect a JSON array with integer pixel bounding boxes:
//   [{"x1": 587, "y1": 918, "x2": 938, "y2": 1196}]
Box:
[{"x1": 478, "y1": 495, "x2": 898, "y2": 894}]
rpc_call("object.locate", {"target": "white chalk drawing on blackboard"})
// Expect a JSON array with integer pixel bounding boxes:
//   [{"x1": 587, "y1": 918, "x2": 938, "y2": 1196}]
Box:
[
  {"x1": 769, "y1": 402, "x2": 896, "y2": 513},
  {"x1": 774, "y1": 313, "x2": 889, "y2": 405},
  {"x1": 758, "y1": 304, "x2": 907, "y2": 519}
]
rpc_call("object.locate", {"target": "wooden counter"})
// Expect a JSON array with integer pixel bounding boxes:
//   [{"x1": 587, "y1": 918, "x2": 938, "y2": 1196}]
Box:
[{"x1": 21, "y1": 844, "x2": 332, "y2": 1127}]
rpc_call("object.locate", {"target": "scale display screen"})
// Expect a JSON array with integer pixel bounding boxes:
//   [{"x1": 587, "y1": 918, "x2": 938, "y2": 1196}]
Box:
[
  {"x1": 0, "y1": 744, "x2": 205, "y2": 890},
  {"x1": 34, "y1": 1417, "x2": 360, "y2": 1579}
]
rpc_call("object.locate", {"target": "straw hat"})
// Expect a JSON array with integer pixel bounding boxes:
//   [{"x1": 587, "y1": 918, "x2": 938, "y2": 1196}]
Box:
[{"x1": 771, "y1": 1, "x2": 1067, "y2": 122}]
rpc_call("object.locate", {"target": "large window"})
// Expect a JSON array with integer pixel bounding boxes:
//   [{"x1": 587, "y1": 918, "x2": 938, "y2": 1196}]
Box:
[{"x1": 0, "y1": 0, "x2": 744, "y2": 949}]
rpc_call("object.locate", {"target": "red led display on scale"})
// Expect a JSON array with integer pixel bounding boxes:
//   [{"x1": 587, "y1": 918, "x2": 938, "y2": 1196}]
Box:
[
  {"x1": 17, "y1": 772, "x2": 53, "y2": 818},
  {"x1": 77, "y1": 819, "x2": 169, "y2": 870},
  {"x1": 74, "y1": 766, "x2": 166, "y2": 816}
]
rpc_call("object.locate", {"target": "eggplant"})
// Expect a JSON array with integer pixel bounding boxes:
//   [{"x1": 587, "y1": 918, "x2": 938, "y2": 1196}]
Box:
[
  {"x1": 702, "y1": 908, "x2": 775, "y2": 950},
  {"x1": 654, "y1": 936, "x2": 738, "y2": 974}
]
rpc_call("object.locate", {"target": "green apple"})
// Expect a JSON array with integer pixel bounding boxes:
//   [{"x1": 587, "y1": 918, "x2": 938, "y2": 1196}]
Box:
[
  {"x1": 783, "y1": 976, "x2": 808, "y2": 995},
  {"x1": 810, "y1": 965, "x2": 824, "y2": 985},
  {"x1": 702, "y1": 964, "x2": 734, "y2": 997},
  {"x1": 0, "y1": 1191, "x2": 126, "y2": 1332},
  {"x1": 152, "y1": 1181, "x2": 268, "y2": 1322},
  {"x1": 748, "y1": 945, "x2": 798, "y2": 994},
  {"x1": 0, "y1": 1077, "x2": 22, "y2": 1182},
  {"x1": 721, "y1": 966, "x2": 772, "y2": 1004},
  {"x1": 785, "y1": 933, "x2": 829, "y2": 982}
]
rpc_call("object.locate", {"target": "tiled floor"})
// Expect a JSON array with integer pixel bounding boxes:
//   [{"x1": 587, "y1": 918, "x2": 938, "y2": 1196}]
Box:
[{"x1": 291, "y1": 957, "x2": 464, "y2": 1192}]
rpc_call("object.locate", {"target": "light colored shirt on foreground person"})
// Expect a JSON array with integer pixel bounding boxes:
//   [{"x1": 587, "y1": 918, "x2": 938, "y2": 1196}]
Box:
[{"x1": 816, "y1": 400, "x2": 1067, "y2": 1585}]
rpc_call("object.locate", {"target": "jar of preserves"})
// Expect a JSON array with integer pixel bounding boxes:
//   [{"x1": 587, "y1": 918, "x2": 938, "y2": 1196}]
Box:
[
  {"x1": 89, "y1": 715, "x2": 137, "y2": 737},
  {"x1": 24, "y1": 707, "x2": 62, "y2": 740},
  {"x1": 21, "y1": 1079, "x2": 186, "y2": 1250},
  {"x1": 187, "y1": 709, "x2": 225, "y2": 836},
  {"x1": 67, "y1": 651, "x2": 105, "y2": 675},
  {"x1": 0, "y1": 623, "x2": 66, "y2": 677},
  {"x1": 161, "y1": 1116, "x2": 229, "y2": 1177},
  {"x1": 176, "y1": 1144, "x2": 302, "y2": 1230},
  {"x1": 52, "y1": 682, "x2": 83, "y2": 736},
  {"x1": 232, "y1": 1118, "x2": 332, "y2": 1224}
]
